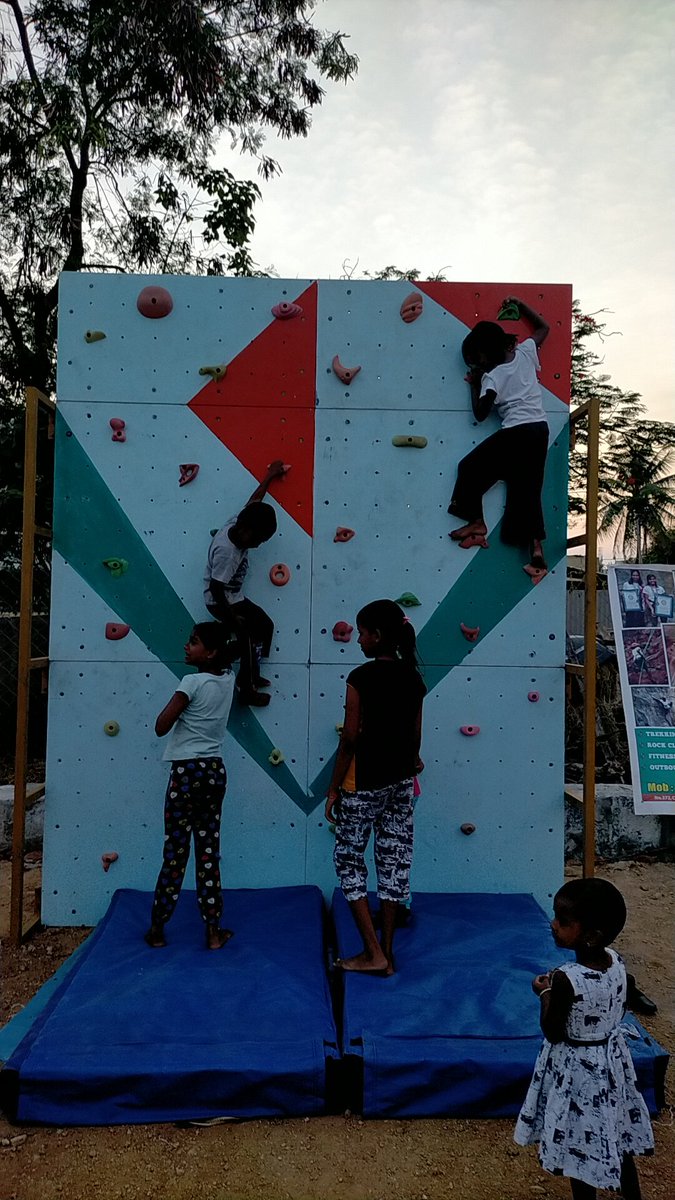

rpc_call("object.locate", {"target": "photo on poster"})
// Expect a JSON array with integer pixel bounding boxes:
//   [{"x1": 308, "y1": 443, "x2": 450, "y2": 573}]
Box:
[
  {"x1": 664, "y1": 625, "x2": 675, "y2": 685},
  {"x1": 641, "y1": 570, "x2": 675, "y2": 624},
  {"x1": 622, "y1": 628, "x2": 669, "y2": 686},
  {"x1": 631, "y1": 686, "x2": 675, "y2": 728}
]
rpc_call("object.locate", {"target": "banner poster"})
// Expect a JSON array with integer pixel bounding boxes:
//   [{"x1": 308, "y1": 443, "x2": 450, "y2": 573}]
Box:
[{"x1": 608, "y1": 563, "x2": 675, "y2": 814}]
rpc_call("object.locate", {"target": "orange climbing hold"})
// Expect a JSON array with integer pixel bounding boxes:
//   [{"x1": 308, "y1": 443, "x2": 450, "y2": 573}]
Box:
[
  {"x1": 101, "y1": 852, "x2": 119, "y2": 872},
  {"x1": 109, "y1": 417, "x2": 126, "y2": 443},
  {"x1": 459, "y1": 622, "x2": 480, "y2": 642},
  {"x1": 105, "y1": 623, "x2": 130, "y2": 640},
  {"x1": 269, "y1": 563, "x2": 291, "y2": 586},
  {"x1": 136, "y1": 286, "x2": 173, "y2": 318}
]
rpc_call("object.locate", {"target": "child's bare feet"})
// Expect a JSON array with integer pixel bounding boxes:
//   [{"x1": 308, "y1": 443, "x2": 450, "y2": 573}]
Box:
[
  {"x1": 144, "y1": 926, "x2": 166, "y2": 948},
  {"x1": 449, "y1": 519, "x2": 487, "y2": 542},
  {"x1": 206, "y1": 926, "x2": 234, "y2": 950},
  {"x1": 337, "y1": 951, "x2": 394, "y2": 977}
]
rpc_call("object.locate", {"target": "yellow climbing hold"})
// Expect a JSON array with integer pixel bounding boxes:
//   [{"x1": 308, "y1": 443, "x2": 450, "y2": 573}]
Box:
[
  {"x1": 392, "y1": 435, "x2": 427, "y2": 448},
  {"x1": 103, "y1": 721, "x2": 120, "y2": 737},
  {"x1": 268, "y1": 748, "x2": 285, "y2": 766},
  {"x1": 102, "y1": 557, "x2": 128, "y2": 578},
  {"x1": 85, "y1": 330, "x2": 106, "y2": 343},
  {"x1": 199, "y1": 365, "x2": 227, "y2": 381}
]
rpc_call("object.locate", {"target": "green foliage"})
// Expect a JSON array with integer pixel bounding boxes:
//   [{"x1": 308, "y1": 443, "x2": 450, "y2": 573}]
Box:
[
  {"x1": 0, "y1": 0, "x2": 357, "y2": 594},
  {"x1": 569, "y1": 304, "x2": 675, "y2": 559}
]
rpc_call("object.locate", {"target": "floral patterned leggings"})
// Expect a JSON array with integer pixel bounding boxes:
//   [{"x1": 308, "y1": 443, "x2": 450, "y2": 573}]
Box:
[{"x1": 150, "y1": 758, "x2": 227, "y2": 927}]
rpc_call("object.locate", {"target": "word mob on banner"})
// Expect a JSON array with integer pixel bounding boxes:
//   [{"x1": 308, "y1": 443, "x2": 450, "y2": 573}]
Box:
[{"x1": 608, "y1": 563, "x2": 675, "y2": 815}]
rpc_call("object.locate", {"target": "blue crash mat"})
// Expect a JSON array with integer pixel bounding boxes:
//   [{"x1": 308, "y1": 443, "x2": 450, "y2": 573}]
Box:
[
  {"x1": 2, "y1": 887, "x2": 338, "y2": 1125},
  {"x1": 332, "y1": 890, "x2": 668, "y2": 1118}
]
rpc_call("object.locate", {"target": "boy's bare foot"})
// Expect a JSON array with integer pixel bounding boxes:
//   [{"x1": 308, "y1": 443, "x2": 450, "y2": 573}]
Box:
[
  {"x1": 237, "y1": 688, "x2": 270, "y2": 707},
  {"x1": 144, "y1": 927, "x2": 167, "y2": 948},
  {"x1": 336, "y1": 951, "x2": 394, "y2": 976},
  {"x1": 450, "y1": 519, "x2": 487, "y2": 542},
  {"x1": 206, "y1": 926, "x2": 234, "y2": 950}
]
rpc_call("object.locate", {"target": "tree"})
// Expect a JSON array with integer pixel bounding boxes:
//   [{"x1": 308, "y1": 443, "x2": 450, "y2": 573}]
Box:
[
  {"x1": 569, "y1": 305, "x2": 675, "y2": 558},
  {"x1": 0, "y1": 0, "x2": 357, "y2": 607},
  {"x1": 0, "y1": 1, "x2": 357, "y2": 399}
]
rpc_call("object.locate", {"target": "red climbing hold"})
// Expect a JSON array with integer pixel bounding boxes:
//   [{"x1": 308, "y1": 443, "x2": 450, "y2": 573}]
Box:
[
  {"x1": 523, "y1": 564, "x2": 548, "y2": 585},
  {"x1": 334, "y1": 527, "x2": 355, "y2": 543},
  {"x1": 460, "y1": 622, "x2": 480, "y2": 642},
  {"x1": 269, "y1": 563, "x2": 291, "y2": 586},
  {"x1": 179, "y1": 463, "x2": 200, "y2": 487},
  {"x1": 332, "y1": 355, "x2": 361, "y2": 385},
  {"x1": 101, "y1": 852, "x2": 118, "y2": 872},
  {"x1": 136, "y1": 286, "x2": 173, "y2": 318},
  {"x1": 271, "y1": 301, "x2": 303, "y2": 319},
  {"x1": 460, "y1": 725, "x2": 480, "y2": 737},
  {"x1": 460, "y1": 823, "x2": 476, "y2": 836},
  {"x1": 400, "y1": 292, "x2": 424, "y2": 323},
  {"x1": 109, "y1": 418, "x2": 126, "y2": 443},
  {"x1": 105, "y1": 623, "x2": 130, "y2": 640},
  {"x1": 528, "y1": 691, "x2": 540, "y2": 703},
  {"x1": 332, "y1": 621, "x2": 353, "y2": 643}
]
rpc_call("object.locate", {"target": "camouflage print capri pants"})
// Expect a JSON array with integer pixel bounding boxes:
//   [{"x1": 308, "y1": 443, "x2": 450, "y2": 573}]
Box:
[{"x1": 333, "y1": 778, "x2": 415, "y2": 903}]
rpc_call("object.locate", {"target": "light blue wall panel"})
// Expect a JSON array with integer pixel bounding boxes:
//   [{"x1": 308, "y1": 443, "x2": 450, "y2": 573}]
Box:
[
  {"x1": 46, "y1": 274, "x2": 571, "y2": 924},
  {"x1": 57, "y1": 276, "x2": 314, "y2": 406}
]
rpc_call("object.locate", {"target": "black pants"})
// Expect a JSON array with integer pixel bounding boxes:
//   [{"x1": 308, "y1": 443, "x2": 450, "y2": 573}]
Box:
[
  {"x1": 208, "y1": 597, "x2": 274, "y2": 692},
  {"x1": 448, "y1": 420, "x2": 549, "y2": 546},
  {"x1": 150, "y1": 758, "x2": 226, "y2": 927}
]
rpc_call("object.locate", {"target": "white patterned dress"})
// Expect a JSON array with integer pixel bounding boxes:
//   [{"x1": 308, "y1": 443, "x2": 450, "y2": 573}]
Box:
[{"x1": 514, "y1": 950, "x2": 654, "y2": 1190}]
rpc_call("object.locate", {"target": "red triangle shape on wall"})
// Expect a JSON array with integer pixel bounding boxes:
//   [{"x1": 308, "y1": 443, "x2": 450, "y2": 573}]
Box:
[{"x1": 188, "y1": 283, "x2": 317, "y2": 536}]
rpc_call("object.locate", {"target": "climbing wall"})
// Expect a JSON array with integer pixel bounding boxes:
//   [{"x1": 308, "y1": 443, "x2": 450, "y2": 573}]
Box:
[{"x1": 44, "y1": 276, "x2": 572, "y2": 925}]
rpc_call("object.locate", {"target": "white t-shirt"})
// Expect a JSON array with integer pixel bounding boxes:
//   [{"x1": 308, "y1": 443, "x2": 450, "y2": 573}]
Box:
[
  {"x1": 163, "y1": 671, "x2": 235, "y2": 761},
  {"x1": 203, "y1": 517, "x2": 248, "y2": 609},
  {"x1": 480, "y1": 338, "x2": 547, "y2": 429}
]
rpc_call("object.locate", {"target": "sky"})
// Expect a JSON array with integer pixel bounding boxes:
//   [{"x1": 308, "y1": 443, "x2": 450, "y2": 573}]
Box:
[{"x1": 232, "y1": 0, "x2": 673, "y2": 423}]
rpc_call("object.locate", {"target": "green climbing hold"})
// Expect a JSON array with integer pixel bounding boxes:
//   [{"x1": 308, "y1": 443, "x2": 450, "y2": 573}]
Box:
[
  {"x1": 102, "y1": 557, "x2": 128, "y2": 578},
  {"x1": 395, "y1": 592, "x2": 421, "y2": 608},
  {"x1": 497, "y1": 301, "x2": 520, "y2": 321}
]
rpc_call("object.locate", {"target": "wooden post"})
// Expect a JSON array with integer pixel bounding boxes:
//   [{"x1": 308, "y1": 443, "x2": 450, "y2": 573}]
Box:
[
  {"x1": 10, "y1": 387, "x2": 54, "y2": 944},
  {"x1": 582, "y1": 395, "x2": 600, "y2": 878}
]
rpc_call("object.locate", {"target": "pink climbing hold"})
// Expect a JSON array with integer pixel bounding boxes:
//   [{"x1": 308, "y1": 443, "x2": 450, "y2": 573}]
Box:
[
  {"x1": 101, "y1": 852, "x2": 118, "y2": 872},
  {"x1": 460, "y1": 725, "x2": 480, "y2": 737},
  {"x1": 400, "y1": 291, "x2": 424, "y2": 323},
  {"x1": 271, "y1": 300, "x2": 303, "y2": 320},
  {"x1": 332, "y1": 621, "x2": 353, "y2": 643},
  {"x1": 332, "y1": 355, "x2": 361, "y2": 386},
  {"x1": 459, "y1": 622, "x2": 480, "y2": 642},
  {"x1": 136, "y1": 285, "x2": 173, "y2": 319},
  {"x1": 460, "y1": 823, "x2": 476, "y2": 836},
  {"x1": 334, "y1": 527, "x2": 355, "y2": 543},
  {"x1": 109, "y1": 417, "x2": 126, "y2": 443},
  {"x1": 179, "y1": 463, "x2": 200, "y2": 487},
  {"x1": 105, "y1": 622, "x2": 130, "y2": 641},
  {"x1": 528, "y1": 691, "x2": 540, "y2": 703}
]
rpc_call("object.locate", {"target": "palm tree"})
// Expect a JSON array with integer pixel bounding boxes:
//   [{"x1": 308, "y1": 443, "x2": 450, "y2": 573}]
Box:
[{"x1": 599, "y1": 436, "x2": 675, "y2": 562}]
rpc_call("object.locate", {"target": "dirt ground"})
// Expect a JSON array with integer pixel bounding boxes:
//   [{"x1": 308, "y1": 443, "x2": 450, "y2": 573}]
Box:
[{"x1": 0, "y1": 859, "x2": 673, "y2": 1200}]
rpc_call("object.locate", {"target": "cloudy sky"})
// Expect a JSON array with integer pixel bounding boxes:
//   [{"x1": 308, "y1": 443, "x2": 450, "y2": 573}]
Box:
[{"x1": 239, "y1": 0, "x2": 673, "y2": 423}]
